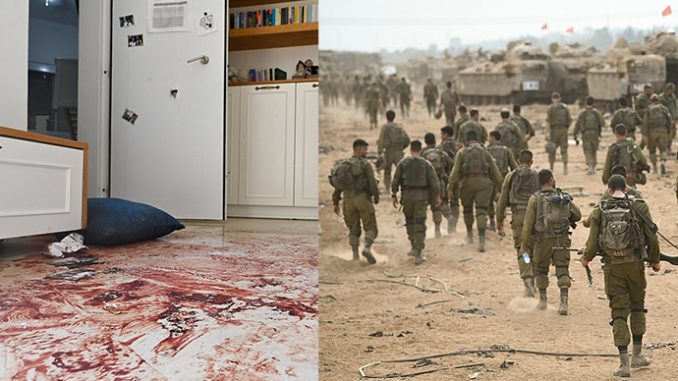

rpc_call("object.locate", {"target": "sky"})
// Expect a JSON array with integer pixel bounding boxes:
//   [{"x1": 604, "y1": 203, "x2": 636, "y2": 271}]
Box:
[{"x1": 320, "y1": 0, "x2": 678, "y2": 51}]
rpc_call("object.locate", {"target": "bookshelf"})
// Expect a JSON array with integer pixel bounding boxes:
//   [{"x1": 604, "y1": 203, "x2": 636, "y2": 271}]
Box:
[
  {"x1": 229, "y1": 22, "x2": 318, "y2": 51},
  {"x1": 229, "y1": 78, "x2": 317, "y2": 86},
  {"x1": 231, "y1": 0, "x2": 298, "y2": 7}
]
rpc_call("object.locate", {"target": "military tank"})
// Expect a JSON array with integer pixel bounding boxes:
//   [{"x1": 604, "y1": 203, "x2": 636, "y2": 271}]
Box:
[
  {"x1": 644, "y1": 31, "x2": 678, "y2": 85},
  {"x1": 586, "y1": 37, "x2": 666, "y2": 111},
  {"x1": 456, "y1": 41, "x2": 555, "y2": 105},
  {"x1": 549, "y1": 43, "x2": 601, "y2": 106}
]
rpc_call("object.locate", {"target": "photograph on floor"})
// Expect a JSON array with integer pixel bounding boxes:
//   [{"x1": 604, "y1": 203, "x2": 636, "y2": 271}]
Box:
[
  {"x1": 319, "y1": 0, "x2": 678, "y2": 379},
  {"x1": 0, "y1": 0, "x2": 318, "y2": 380}
]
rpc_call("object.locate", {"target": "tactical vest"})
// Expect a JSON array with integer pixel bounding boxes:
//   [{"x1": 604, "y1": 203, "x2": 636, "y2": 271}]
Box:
[
  {"x1": 581, "y1": 108, "x2": 601, "y2": 134},
  {"x1": 385, "y1": 123, "x2": 410, "y2": 150},
  {"x1": 618, "y1": 108, "x2": 638, "y2": 131},
  {"x1": 422, "y1": 148, "x2": 448, "y2": 178},
  {"x1": 329, "y1": 157, "x2": 366, "y2": 191},
  {"x1": 496, "y1": 122, "x2": 520, "y2": 151},
  {"x1": 509, "y1": 168, "x2": 540, "y2": 209},
  {"x1": 550, "y1": 104, "x2": 569, "y2": 128},
  {"x1": 401, "y1": 157, "x2": 429, "y2": 187},
  {"x1": 611, "y1": 140, "x2": 636, "y2": 174},
  {"x1": 648, "y1": 105, "x2": 670, "y2": 132},
  {"x1": 461, "y1": 144, "x2": 489, "y2": 177},
  {"x1": 534, "y1": 189, "x2": 572, "y2": 238},
  {"x1": 441, "y1": 90, "x2": 456, "y2": 106},
  {"x1": 440, "y1": 138, "x2": 457, "y2": 159},
  {"x1": 598, "y1": 197, "x2": 644, "y2": 259},
  {"x1": 487, "y1": 144, "x2": 510, "y2": 175}
]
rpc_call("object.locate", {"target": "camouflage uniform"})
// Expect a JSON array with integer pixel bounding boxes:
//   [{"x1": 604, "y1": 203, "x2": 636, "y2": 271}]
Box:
[
  {"x1": 365, "y1": 84, "x2": 382, "y2": 130},
  {"x1": 391, "y1": 156, "x2": 441, "y2": 257},
  {"x1": 635, "y1": 93, "x2": 651, "y2": 148},
  {"x1": 509, "y1": 114, "x2": 535, "y2": 150},
  {"x1": 522, "y1": 187, "x2": 582, "y2": 294},
  {"x1": 422, "y1": 146, "x2": 454, "y2": 235},
  {"x1": 458, "y1": 119, "x2": 488, "y2": 146},
  {"x1": 378, "y1": 122, "x2": 411, "y2": 192},
  {"x1": 659, "y1": 91, "x2": 678, "y2": 149},
  {"x1": 395, "y1": 81, "x2": 412, "y2": 117},
  {"x1": 601, "y1": 138, "x2": 648, "y2": 188},
  {"x1": 546, "y1": 102, "x2": 573, "y2": 171},
  {"x1": 574, "y1": 105, "x2": 605, "y2": 173},
  {"x1": 496, "y1": 165, "x2": 541, "y2": 290},
  {"x1": 453, "y1": 114, "x2": 470, "y2": 141},
  {"x1": 644, "y1": 103, "x2": 672, "y2": 173},
  {"x1": 486, "y1": 143, "x2": 517, "y2": 228},
  {"x1": 439, "y1": 137, "x2": 461, "y2": 232},
  {"x1": 611, "y1": 107, "x2": 642, "y2": 141},
  {"x1": 495, "y1": 119, "x2": 526, "y2": 158},
  {"x1": 447, "y1": 142, "x2": 503, "y2": 244},
  {"x1": 583, "y1": 195, "x2": 659, "y2": 350},
  {"x1": 424, "y1": 82, "x2": 439, "y2": 117},
  {"x1": 332, "y1": 156, "x2": 380, "y2": 254},
  {"x1": 440, "y1": 88, "x2": 460, "y2": 126}
]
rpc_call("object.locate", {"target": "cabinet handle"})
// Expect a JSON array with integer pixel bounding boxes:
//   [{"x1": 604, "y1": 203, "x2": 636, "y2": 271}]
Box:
[
  {"x1": 312, "y1": 83, "x2": 319, "y2": 88},
  {"x1": 255, "y1": 85, "x2": 280, "y2": 91}
]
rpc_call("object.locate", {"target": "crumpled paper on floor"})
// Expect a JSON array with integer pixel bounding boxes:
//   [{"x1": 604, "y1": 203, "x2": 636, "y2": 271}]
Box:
[{"x1": 46, "y1": 233, "x2": 87, "y2": 258}]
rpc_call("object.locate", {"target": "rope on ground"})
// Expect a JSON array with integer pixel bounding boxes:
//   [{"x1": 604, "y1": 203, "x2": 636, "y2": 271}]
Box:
[
  {"x1": 358, "y1": 346, "x2": 619, "y2": 378},
  {"x1": 380, "y1": 270, "x2": 465, "y2": 299},
  {"x1": 360, "y1": 279, "x2": 442, "y2": 293}
]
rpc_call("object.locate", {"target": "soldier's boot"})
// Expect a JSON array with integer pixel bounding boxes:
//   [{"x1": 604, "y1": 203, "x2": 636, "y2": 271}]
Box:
[
  {"x1": 351, "y1": 246, "x2": 360, "y2": 261},
  {"x1": 434, "y1": 224, "x2": 442, "y2": 239},
  {"x1": 661, "y1": 162, "x2": 667, "y2": 176},
  {"x1": 557, "y1": 288, "x2": 569, "y2": 316},
  {"x1": 631, "y1": 343, "x2": 651, "y2": 368},
  {"x1": 523, "y1": 278, "x2": 535, "y2": 298},
  {"x1": 447, "y1": 215, "x2": 458, "y2": 234},
  {"x1": 586, "y1": 164, "x2": 594, "y2": 175},
  {"x1": 478, "y1": 230, "x2": 486, "y2": 252},
  {"x1": 537, "y1": 289, "x2": 547, "y2": 310},
  {"x1": 549, "y1": 162, "x2": 554, "y2": 171},
  {"x1": 466, "y1": 227, "x2": 474, "y2": 244},
  {"x1": 613, "y1": 352, "x2": 631, "y2": 377},
  {"x1": 362, "y1": 240, "x2": 377, "y2": 265},
  {"x1": 488, "y1": 219, "x2": 496, "y2": 232},
  {"x1": 563, "y1": 162, "x2": 568, "y2": 176},
  {"x1": 407, "y1": 240, "x2": 416, "y2": 257},
  {"x1": 414, "y1": 249, "x2": 425, "y2": 265}
]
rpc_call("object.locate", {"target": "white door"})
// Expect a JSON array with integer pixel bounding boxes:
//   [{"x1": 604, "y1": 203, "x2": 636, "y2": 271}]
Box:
[
  {"x1": 110, "y1": 0, "x2": 225, "y2": 219},
  {"x1": 226, "y1": 86, "x2": 240, "y2": 206},
  {"x1": 239, "y1": 84, "x2": 295, "y2": 206},
  {"x1": 0, "y1": 2, "x2": 29, "y2": 130},
  {"x1": 294, "y1": 82, "x2": 319, "y2": 208}
]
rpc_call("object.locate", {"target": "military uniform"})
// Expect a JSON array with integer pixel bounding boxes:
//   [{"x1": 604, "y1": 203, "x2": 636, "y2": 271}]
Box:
[
  {"x1": 496, "y1": 165, "x2": 541, "y2": 294},
  {"x1": 659, "y1": 91, "x2": 677, "y2": 149},
  {"x1": 378, "y1": 122, "x2": 410, "y2": 193},
  {"x1": 365, "y1": 84, "x2": 382, "y2": 130},
  {"x1": 440, "y1": 88, "x2": 459, "y2": 126},
  {"x1": 395, "y1": 81, "x2": 412, "y2": 117},
  {"x1": 644, "y1": 103, "x2": 672, "y2": 174},
  {"x1": 574, "y1": 105, "x2": 605, "y2": 174},
  {"x1": 424, "y1": 82, "x2": 439, "y2": 117},
  {"x1": 453, "y1": 114, "x2": 470, "y2": 141},
  {"x1": 546, "y1": 102, "x2": 573, "y2": 172},
  {"x1": 635, "y1": 93, "x2": 651, "y2": 119},
  {"x1": 391, "y1": 155, "x2": 441, "y2": 261},
  {"x1": 522, "y1": 187, "x2": 582, "y2": 313},
  {"x1": 509, "y1": 114, "x2": 535, "y2": 149},
  {"x1": 495, "y1": 119, "x2": 526, "y2": 158},
  {"x1": 422, "y1": 146, "x2": 455, "y2": 236},
  {"x1": 458, "y1": 120, "x2": 488, "y2": 146},
  {"x1": 439, "y1": 137, "x2": 461, "y2": 232},
  {"x1": 583, "y1": 194, "x2": 659, "y2": 375},
  {"x1": 447, "y1": 142, "x2": 503, "y2": 251},
  {"x1": 611, "y1": 107, "x2": 642, "y2": 141},
  {"x1": 332, "y1": 156, "x2": 380, "y2": 260},
  {"x1": 487, "y1": 143, "x2": 517, "y2": 229},
  {"x1": 601, "y1": 138, "x2": 648, "y2": 187}
]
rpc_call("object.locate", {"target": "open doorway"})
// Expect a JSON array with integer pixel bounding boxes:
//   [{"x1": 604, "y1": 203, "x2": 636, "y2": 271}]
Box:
[{"x1": 27, "y1": 0, "x2": 79, "y2": 139}]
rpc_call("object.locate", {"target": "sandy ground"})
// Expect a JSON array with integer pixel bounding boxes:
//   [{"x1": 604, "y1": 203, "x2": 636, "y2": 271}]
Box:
[{"x1": 318, "y1": 94, "x2": 678, "y2": 380}]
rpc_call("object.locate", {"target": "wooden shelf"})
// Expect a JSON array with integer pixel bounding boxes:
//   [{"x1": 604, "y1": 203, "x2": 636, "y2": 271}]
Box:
[
  {"x1": 229, "y1": 78, "x2": 318, "y2": 86},
  {"x1": 230, "y1": 0, "x2": 301, "y2": 7},
  {"x1": 229, "y1": 23, "x2": 318, "y2": 51}
]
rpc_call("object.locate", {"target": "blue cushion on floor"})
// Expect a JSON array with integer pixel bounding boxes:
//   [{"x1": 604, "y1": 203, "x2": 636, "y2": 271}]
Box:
[{"x1": 83, "y1": 198, "x2": 185, "y2": 246}]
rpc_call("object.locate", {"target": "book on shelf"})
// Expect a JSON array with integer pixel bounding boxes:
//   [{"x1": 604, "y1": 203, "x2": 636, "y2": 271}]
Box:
[
  {"x1": 230, "y1": 3, "x2": 318, "y2": 30},
  {"x1": 247, "y1": 68, "x2": 288, "y2": 82}
]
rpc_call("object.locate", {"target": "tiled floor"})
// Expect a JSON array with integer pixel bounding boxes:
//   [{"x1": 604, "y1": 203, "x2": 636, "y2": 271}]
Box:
[{"x1": 0, "y1": 222, "x2": 318, "y2": 381}]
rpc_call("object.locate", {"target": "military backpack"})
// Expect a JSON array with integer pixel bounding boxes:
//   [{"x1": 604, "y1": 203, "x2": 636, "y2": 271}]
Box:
[
  {"x1": 619, "y1": 108, "x2": 638, "y2": 131},
  {"x1": 509, "y1": 168, "x2": 540, "y2": 208},
  {"x1": 401, "y1": 157, "x2": 429, "y2": 187},
  {"x1": 534, "y1": 189, "x2": 572, "y2": 237},
  {"x1": 422, "y1": 148, "x2": 449, "y2": 178},
  {"x1": 496, "y1": 122, "x2": 520, "y2": 152},
  {"x1": 611, "y1": 140, "x2": 636, "y2": 174},
  {"x1": 461, "y1": 144, "x2": 489, "y2": 177},
  {"x1": 598, "y1": 198, "x2": 644, "y2": 257},
  {"x1": 329, "y1": 158, "x2": 364, "y2": 191},
  {"x1": 581, "y1": 108, "x2": 601, "y2": 134},
  {"x1": 550, "y1": 104, "x2": 568, "y2": 128},
  {"x1": 487, "y1": 145, "x2": 510, "y2": 174},
  {"x1": 387, "y1": 124, "x2": 410, "y2": 150},
  {"x1": 648, "y1": 105, "x2": 670, "y2": 131}
]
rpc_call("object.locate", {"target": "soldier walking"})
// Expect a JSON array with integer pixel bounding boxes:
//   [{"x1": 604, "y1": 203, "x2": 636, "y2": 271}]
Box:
[
  {"x1": 509, "y1": 104, "x2": 535, "y2": 150},
  {"x1": 364, "y1": 81, "x2": 382, "y2": 130},
  {"x1": 487, "y1": 130, "x2": 518, "y2": 231},
  {"x1": 423, "y1": 78, "x2": 439, "y2": 118},
  {"x1": 458, "y1": 109, "x2": 488, "y2": 146},
  {"x1": 611, "y1": 97, "x2": 642, "y2": 141},
  {"x1": 447, "y1": 130, "x2": 503, "y2": 252},
  {"x1": 391, "y1": 140, "x2": 441, "y2": 265},
  {"x1": 453, "y1": 105, "x2": 470, "y2": 141},
  {"x1": 602, "y1": 124, "x2": 648, "y2": 188},
  {"x1": 495, "y1": 108, "x2": 526, "y2": 158},
  {"x1": 635, "y1": 85, "x2": 653, "y2": 149},
  {"x1": 395, "y1": 77, "x2": 412, "y2": 118},
  {"x1": 377, "y1": 110, "x2": 411, "y2": 194},
  {"x1": 581, "y1": 175, "x2": 660, "y2": 377},
  {"x1": 644, "y1": 94, "x2": 672, "y2": 175},
  {"x1": 439, "y1": 126, "x2": 461, "y2": 232},
  {"x1": 573, "y1": 96, "x2": 605, "y2": 175},
  {"x1": 521, "y1": 169, "x2": 581, "y2": 315},
  {"x1": 658, "y1": 82, "x2": 677, "y2": 153},
  {"x1": 546, "y1": 92, "x2": 572, "y2": 174},
  {"x1": 331, "y1": 139, "x2": 380, "y2": 264},
  {"x1": 439, "y1": 81, "x2": 460, "y2": 126},
  {"x1": 496, "y1": 149, "x2": 541, "y2": 297},
  {"x1": 422, "y1": 133, "x2": 454, "y2": 237}
]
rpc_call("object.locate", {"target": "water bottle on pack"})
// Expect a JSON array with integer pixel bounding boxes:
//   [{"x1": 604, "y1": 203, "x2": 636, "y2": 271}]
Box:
[{"x1": 522, "y1": 252, "x2": 531, "y2": 264}]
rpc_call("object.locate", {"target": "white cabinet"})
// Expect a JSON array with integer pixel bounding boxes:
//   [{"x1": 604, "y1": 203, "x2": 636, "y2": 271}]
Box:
[
  {"x1": 227, "y1": 81, "x2": 318, "y2": 220},
  {"x1": 0, "y1": 127, "x2": 87, "y2": 239}
]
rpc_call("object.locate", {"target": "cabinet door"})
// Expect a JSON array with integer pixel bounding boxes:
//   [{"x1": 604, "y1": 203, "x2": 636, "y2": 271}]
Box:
[
  {"x1": 0, "y1": 137, "x2": 84, "y2": 239},
  {"x1": 294, "y1": 82, "x2": 319, "y2": 207},
  {"x1": 238, "y1": 84, "x2": 295, "y2": 206},
  {"x1": 226, "y1": 86, "x2": 241, "y2": 206}
]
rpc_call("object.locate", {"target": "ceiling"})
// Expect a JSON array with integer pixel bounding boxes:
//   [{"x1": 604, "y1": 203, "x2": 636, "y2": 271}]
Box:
[{"x1": 30, "y1": 0, "x2": 78, "y2": 26}]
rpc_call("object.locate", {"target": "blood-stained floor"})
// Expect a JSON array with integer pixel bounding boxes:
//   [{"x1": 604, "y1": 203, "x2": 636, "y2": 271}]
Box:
[{"x1": 0, "y1": 224, "x2": 318, "y2": 381}]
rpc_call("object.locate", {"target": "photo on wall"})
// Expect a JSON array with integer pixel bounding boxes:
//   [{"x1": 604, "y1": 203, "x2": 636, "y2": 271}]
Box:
[{"x1": 318, "y1": 0, "x2": 678, "y2": 379}]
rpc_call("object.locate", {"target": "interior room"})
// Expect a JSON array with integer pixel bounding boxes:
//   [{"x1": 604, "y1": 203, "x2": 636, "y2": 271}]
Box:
[{"x1": 0, "y1": 1, "x2": 318, "y2": 379}]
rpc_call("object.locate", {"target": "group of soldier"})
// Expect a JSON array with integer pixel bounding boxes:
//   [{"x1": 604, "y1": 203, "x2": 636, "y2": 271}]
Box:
[{"x1": 328, "y1": 80, "x2": 678, "y2": 375}]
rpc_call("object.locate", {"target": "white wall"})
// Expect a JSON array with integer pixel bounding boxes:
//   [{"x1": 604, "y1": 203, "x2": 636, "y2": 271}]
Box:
[
  {"x1": 0, "y1": 1, "x2": 29, "y2": 130},
  {"x1": 29, "y1": 18, "x2": 79, "y2": 71},
  {"x1": 229, "y1": 45, "x2": 318, "y2": 80},
  {"x1": 78, "y1": 0, "x2": 111, "y2": 197}
]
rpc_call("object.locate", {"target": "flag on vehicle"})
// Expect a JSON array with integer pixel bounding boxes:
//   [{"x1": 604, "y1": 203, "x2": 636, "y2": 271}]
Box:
[
  {"x1": 663, "y1": 5, "x2": 672, "y2": 17},
  {"x1": 541, "y1": 23, "x2": 548, "y2": 30},
  {"x1": 566, "y1": 26, "x2": 574, "y2": 33}
]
